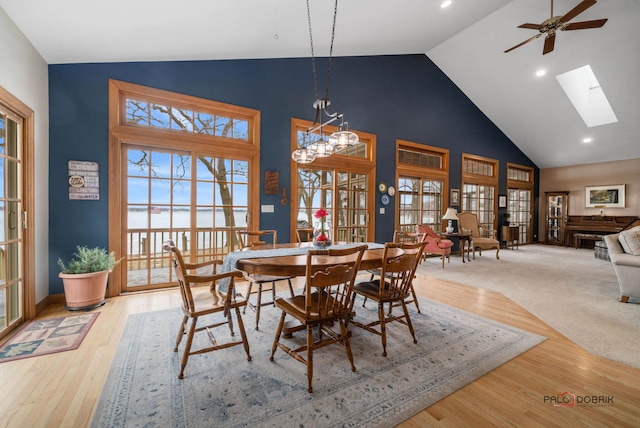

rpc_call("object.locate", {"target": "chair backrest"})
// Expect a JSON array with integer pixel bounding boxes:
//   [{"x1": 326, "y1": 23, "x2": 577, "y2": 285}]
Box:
[
  {"x1": 236, "y1": 229, "x2": 277, "y2": 249},
  {"x1": 457, "y1": 212, "x2": 481, "y2": 238},
  {"x1": 296, "y1": 228, "x2": 315, "y2": 243},
  {"x1": 393, "y1": 229, "x2": 426, "y2": 244},
  {"x1": 163, "y1": 240, "x2": 239, "y2": 315},
  {"x1": 377, "y1": 241, "x2": 426, "y2": 300},
  {"x1": 304, "y1": 245, "x2": 367, "y2": 319},
  {"x1": 416, "y1": 224, "x2": 441, "y2": 239}
]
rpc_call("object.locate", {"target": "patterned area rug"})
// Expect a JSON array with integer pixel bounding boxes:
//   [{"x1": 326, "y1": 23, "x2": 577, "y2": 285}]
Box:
[
  {"x1": 91, "y1": 298, "x2": 544, "y2": 428},
  {"x1": 0, "y1": 313, "x2": 100, "y2": 363}
]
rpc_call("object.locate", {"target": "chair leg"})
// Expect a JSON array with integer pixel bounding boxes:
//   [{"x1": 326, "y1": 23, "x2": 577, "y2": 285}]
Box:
[
  {"x1": 306, "y1": 325, "x2": 314, "y2": 393},
  {"x1": 401, "y1": 300, "x2": 418, "y2": 344},
  {"x1": 379, "y1": 303, "x2": 388, "y2": 357},
  {"x1": 339, "y1": 318, "x2": 356, "y2": 373},
  {"x1": 255, "y1": 283, "x2": 263, "y2": 330},
  {"x1": 234, "y1": 307, "x2": 252, "y2": 361},
  {"x1": 287, "y1": 278, "x2": 295, "y2": 297},
  {"x1": 441, "y1": 251, "x2": 445, "y2": 268},
  {"x1": 270, "y1": 311, "x2": 287, "y2": 361},
  {"x1": 179, "y1": 316, "x2": 197, "y2": 379},
  {"x1": 410, "y1": 284, "x2": 421, "y2": 313},
  {"x1": 243, "y1": 282, "x2": 253, "y2": 314},
  {"x1": 174, "y1": 315, "x2": 188, "y2": 352}
]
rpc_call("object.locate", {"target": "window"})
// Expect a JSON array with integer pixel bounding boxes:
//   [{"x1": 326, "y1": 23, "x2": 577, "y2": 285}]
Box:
[
  {"x1": 291, "y1": 118, "x2": 376, "y2": 242},
  {"x1": 109, "y1": 80, "x2": 260, "y2": 294},
  {"x1": 506, "y1": 163, "x2": 534, "y2": 244},
  {"x1": 396, "y1": 141, "x2": 449, "y2": 232},
  {"x1": 462, "y1": 154, "x2": 498, "y2": 231}
]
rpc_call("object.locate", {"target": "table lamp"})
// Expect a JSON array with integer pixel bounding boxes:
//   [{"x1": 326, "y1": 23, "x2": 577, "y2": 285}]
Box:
[{"x1": 442, "y1": 208, "x2": 458, "y2": 233}]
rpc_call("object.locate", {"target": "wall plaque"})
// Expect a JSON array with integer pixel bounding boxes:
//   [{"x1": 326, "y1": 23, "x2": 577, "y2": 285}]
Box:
[{"x1": 68, "y1": 160, "x2": 99, "y2": 200}]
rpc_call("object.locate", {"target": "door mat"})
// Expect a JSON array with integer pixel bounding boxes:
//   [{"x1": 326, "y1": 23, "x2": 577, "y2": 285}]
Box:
[{"x1": 0, "y1": 313, "x2": 100, "y2": 363}]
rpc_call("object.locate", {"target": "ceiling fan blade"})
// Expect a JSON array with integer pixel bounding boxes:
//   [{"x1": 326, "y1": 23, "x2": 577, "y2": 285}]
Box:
[
  {"x1": 543, "y1": 33, "x2": 556, "y2": 55},
  {"x1": 560, "y1": 0, "x2": 597, "y2": 24},
  {"x1": 563, "y1": 18, "x2": 608, "y2": 30},
  {"x1": 518, "y1": 23, "x2": 543, "y2": 30},
  {"x1": 504, "y1": 34, "x2": 543, "y2": 53}
]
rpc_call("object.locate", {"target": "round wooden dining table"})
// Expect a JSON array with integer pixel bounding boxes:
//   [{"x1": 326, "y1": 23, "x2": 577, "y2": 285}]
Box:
[{"x1": 235, "y1": 242, "x2": 401, "y2": 277}]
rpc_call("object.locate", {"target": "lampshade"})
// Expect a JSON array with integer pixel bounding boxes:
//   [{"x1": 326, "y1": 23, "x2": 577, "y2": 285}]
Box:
[
  {"x1": 291, "y1": 148, "x2": 317, "y2": 164},
  {"x1": 328, "y1": 126, "x2": 359, "y2": 150},
  {"x1": 442, "y1": 208, "x2": 458, "y2": 220},
  {"x1": 308, "y1": 135, "x2": 334, "y2": 157}
]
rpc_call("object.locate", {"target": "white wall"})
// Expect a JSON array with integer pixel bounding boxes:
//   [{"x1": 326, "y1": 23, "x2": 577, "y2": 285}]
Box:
[{"x1": 0, "y1": 7, "x2": 49, "y2": 304}]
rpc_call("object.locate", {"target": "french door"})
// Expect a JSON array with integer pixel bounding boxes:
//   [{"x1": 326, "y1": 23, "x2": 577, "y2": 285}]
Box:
[
  {"x1": 296, "y1": 168, "x2": 370, "y2": 243},
  {"x1": 0, "y1": 92, "x2": 33, "y2": 340},
  {"x1": 123, "y1": 146, "x2": 250, "y2": 292}
]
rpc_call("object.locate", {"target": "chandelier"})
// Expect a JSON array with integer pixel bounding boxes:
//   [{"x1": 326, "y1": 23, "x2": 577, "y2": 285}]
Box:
[{"x1": 291, "y1": 0, "x2": 359, "y2": 164}]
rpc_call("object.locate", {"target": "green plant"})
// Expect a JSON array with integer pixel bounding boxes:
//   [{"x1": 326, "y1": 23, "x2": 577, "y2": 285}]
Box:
[{"x1": 58, "y1": 246, "x2": 121, "y2": 274}]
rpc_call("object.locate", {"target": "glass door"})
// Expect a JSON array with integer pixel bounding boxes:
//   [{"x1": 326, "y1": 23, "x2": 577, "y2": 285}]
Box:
[
  {"x1": 0, "y1": 113, "x2": 24, "y2": 336},
  {"x1": 296, "y1": 168, "x2": 370, "y2": 243},
  {"x1": 124, "y1": 146, "x2": 249, "y2": 292}
]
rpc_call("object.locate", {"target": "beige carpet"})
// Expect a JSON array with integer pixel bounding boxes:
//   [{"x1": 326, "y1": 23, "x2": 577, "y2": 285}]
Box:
[{"x1": 417, "y1": 243, "x2": 640, "y2": 369}]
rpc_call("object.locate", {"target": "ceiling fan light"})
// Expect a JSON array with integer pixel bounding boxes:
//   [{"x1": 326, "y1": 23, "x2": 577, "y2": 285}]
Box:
[{"x1": 292, "y1": 149, "x2": 317, "y2": 164}]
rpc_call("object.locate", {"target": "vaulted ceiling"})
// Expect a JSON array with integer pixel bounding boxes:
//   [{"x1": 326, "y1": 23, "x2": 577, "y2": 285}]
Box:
[{"x1": 2, "y1": 0, "x2": 638, "y2": 168}]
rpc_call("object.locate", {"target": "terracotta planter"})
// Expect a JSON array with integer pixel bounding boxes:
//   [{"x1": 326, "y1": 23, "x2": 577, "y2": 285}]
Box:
[{"x1": 59, "y1": 270, "x2": 111, "y2": 311}]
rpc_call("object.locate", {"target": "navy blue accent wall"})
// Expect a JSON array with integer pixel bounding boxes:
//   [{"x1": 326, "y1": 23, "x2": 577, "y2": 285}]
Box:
[{"x1": 48, "y1": 54, "x2": 538, "y2": 294}]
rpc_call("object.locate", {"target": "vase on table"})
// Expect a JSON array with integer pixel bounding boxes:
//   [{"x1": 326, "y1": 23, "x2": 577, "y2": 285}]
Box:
[{"x1": 312, "y1": 221, "x2": 332, "y2": 247}]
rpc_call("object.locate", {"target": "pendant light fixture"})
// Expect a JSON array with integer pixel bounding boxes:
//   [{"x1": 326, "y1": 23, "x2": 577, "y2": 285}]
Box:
[{"x1": 292, "y1": 0, "x2": 359, "y2": 164}]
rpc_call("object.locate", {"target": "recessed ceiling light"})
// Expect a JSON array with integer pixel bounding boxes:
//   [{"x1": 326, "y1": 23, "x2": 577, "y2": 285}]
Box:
[
  {"x1": 582, "y1": 138, "x2": 593, "y2": 143},
  {"x1": 441, "y1": 1, "x2": 452, "y2": 8},
  {"x1": 536, "y1": 69, "x2": 546, "y2": 77}
]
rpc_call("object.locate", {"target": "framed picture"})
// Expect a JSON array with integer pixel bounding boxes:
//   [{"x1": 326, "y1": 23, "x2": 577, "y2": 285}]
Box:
[
  {"x1": 585, "y1": 184, "x2": 625, "y2": 208},
  {"x1": 498, "y1": 195, "x2": 507, "y2": 208},
  {"x1": 264, "y1": 170, "x2": 279, "y2": 194},
  {"x1": 450, "y1": 188, "x2": 460, "y2": 206}
]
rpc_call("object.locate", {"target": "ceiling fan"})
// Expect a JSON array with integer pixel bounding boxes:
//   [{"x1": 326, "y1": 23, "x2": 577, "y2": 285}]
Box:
[{"x1": 504, "y1": 0, "x2": 608, "y2": 55}]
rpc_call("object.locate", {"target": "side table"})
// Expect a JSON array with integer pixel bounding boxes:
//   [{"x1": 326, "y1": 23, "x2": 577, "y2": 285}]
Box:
[{"x1": 440, "y1": 233, "x2": 471, "y2": 263}]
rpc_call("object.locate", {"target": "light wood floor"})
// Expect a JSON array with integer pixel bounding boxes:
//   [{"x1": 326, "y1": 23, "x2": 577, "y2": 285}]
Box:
[{"x1": 1, "y1": 273, "x2": 639, "y2": 428}]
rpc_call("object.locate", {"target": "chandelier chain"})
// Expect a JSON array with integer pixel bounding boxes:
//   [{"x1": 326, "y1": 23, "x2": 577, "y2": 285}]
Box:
[{"x1": 306, "y1": 0, "x2": 339, "y2": 101}]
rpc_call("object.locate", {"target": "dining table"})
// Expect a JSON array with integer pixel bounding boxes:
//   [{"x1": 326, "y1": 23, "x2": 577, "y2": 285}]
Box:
[{"x1": 221, "y1": 241, "x2": 401, "y2": 337}]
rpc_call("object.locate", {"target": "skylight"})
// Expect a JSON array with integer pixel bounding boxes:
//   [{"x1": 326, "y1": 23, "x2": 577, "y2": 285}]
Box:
[{"x1": 556, "y1": 65, "x2": 617, "y2": 128}]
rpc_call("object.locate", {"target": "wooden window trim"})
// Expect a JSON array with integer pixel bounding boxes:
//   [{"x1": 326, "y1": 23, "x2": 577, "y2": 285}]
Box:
[
  {"x1": 0, "y1": 87, "x2": 35, "y2": 321},
  {"x1": 506, "y1": 162, "x2": 534, "y2": 189},
  {"x1": 108, "y1": 80, "x2": 260, "y2": 297},
  {"x1": 289, "y1": 118, "x2": 376, "y2": 241}
]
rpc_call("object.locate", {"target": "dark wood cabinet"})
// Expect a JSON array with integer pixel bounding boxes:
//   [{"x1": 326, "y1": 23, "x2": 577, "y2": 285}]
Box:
[
  {"x1": 544, "y1": 191, "x2": 569, "y2": 245},
  {"x1": 501, "y1": 225, "x2": 519, "y2": 249}
]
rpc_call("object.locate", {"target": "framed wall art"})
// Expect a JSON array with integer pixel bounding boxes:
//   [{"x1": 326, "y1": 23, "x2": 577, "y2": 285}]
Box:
[
  {"x1": 585, "y1": 184, "x2": 625, "y2": 208},
  {"x1": 498, "y1": 195, "x2": 507, "y2": 208},
  {"x1": 450, "y1": 188, "x2": 460, "y2": 206}
]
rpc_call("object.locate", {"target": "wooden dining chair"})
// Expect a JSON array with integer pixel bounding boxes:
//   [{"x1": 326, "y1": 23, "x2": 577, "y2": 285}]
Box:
[
  {"x1": 163, "y1": 240, "x2": 251, "y2": 379},
  {"x1": 295, "y1": 228, "x2": 315, "y2": 243},
  {"x1": 348, "y1": 241, "x2": 426, "y2": 357},
  {"x1": 269, "y1": 245, "x2": 367, "y2": 393},
  {"x1": 366, "y1": 229, "x2": 425, "y2": 313},
  {"x1": 236, "y1": 229, "x2": 294, "y2": 330}
]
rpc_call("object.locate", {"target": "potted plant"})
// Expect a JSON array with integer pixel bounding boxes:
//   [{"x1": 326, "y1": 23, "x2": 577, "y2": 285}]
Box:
[{"x1": 58, "y1": 246, "x2": 121, "y2": 311}]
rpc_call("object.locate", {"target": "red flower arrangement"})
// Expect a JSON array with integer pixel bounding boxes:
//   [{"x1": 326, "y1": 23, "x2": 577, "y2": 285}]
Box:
[{"x1": 313, "y1": 209, "x2": 331, "y2": 245}]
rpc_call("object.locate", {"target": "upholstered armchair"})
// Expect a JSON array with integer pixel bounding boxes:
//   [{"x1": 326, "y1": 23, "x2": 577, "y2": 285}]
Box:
[
  {"x1": 604, "y1": 231, "x2": 640, "y2": 302},
  {"x1": 457, "y1": 212, "x2": 500, "y2": 260},
  {"x1": 416, "y1": 224, "x2": 453, "y2": 268}
]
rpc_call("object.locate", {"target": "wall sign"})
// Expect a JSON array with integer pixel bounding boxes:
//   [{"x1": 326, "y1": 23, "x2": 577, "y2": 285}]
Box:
[{"x1": 68, "y1": 160, "x2": 99, "y2": 200}]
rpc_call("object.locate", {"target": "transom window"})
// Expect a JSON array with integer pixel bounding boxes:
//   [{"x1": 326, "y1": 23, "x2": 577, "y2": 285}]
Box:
[
  {"x1": 462, "y1": 153, "x2": 498, "y2": 231},
  {"x1": 396, "y1": 141, "x2": 449, "y2": 233},
  {"x1": 125, "y1": 98, "x2": 249, "y2": 141}
]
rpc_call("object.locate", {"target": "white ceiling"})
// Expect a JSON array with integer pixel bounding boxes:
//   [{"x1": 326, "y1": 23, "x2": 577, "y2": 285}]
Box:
[{"x1": 2, "y1": 0, "x2": 638, "y2": 168}]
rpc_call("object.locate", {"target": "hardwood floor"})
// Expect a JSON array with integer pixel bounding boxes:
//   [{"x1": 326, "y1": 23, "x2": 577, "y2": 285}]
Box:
[{"x1": 1, "y1": 274, "x2": 639, "y2": 427}]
